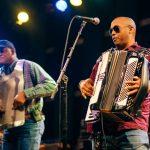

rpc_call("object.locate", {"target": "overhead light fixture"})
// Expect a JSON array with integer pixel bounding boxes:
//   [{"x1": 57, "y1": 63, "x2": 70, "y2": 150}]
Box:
[
  {"x1": 17, "y1": 11, "x2": 29, "y2": 25},
  {"x1": 70, "y1": 0, "x2": 82, "y2": 6},
  {"x1": 56, "y1": 0, "x2": 68, "y2": 12}
]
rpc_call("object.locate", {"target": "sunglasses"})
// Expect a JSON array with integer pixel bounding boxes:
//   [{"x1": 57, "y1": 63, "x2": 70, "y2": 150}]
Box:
[{"x1": 109, "y1": 25, "x2": 120, "y2": 35}]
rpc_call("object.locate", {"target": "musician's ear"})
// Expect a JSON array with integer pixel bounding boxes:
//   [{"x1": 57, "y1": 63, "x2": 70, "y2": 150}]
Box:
[{"x1": 128, "y1": 25, "x2": 136, "y2": 36}]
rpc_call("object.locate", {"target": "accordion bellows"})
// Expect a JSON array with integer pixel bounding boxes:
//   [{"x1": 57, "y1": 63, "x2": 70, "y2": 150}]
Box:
[{"x1": 85, "y1": 50, "x2": 149, "y2": 123}]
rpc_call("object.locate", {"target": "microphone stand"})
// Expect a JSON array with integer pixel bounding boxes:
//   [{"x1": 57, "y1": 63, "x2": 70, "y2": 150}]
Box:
[
  {"x1": 60, "y1": 74, "x2": 68, "y2": 150},
  {"x1": 51, "y1": 21, "x2": 87, "y2": 149},
  {"x1": 51, "y1": 20, "x2": 87, "y2": 99}
]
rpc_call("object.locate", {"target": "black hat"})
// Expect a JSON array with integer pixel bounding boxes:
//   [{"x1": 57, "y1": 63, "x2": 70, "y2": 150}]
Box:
[{"x1": 0, "y1": 40, "x2": 16, "y2": 51}]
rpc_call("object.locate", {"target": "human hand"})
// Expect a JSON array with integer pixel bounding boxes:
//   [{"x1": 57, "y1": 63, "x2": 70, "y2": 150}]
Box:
[
  {"x1": 13, "y1": 91, "x2": 26, "y2": 110},
  {"x1": 125, "y1": 76, "x2": 141, "y2": 96},
  {"x1": 79, "y1": 78, "x2": 94, "y2": 99}
]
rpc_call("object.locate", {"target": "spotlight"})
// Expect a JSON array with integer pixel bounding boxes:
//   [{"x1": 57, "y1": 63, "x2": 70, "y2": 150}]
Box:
[
  {"x1": 17, "y1": 11, "x2": 29, "y2": 25},
  {"x1": 70, "y1": 0, "x2": 82, "y2": 6},
  {"x1": 56, "y1": 0, "x2": 68, "y2": 12}
]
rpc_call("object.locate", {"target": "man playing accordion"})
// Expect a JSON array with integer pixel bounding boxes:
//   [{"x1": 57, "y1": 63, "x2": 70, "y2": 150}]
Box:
[{"x1": 79, "y1": 17, "x2": 150, "y2": 150}]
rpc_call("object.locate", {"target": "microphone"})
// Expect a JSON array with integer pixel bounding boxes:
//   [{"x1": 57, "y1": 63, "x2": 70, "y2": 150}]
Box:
[{"x1": 76, "y1": 16, "x2": 100, "y2": 25}]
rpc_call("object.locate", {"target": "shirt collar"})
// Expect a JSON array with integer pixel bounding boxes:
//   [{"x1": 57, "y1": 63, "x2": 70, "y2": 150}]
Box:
[
  {"x1": 4, "y1": 58, "x2": 18, "y2": 74},
  {"x1": 125, "y1": 42, "x2": 142, "y2": 51}
]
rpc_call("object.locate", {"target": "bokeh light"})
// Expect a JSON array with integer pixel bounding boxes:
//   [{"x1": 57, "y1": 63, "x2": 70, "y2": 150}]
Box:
[
  {"x1": 56, "y1": 0, "x2": 68, "y2": 12},
  {"x1": 17, "y1": 11, "x2": 29, "y2": 25},
  {"x1": 70, "y1": 0, "x2": 82, "y2": 6}
]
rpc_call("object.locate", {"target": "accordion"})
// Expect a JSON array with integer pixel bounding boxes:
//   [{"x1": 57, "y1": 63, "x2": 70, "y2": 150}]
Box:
[{"x1": 85, "y1": 50, "x2": 149, "y2": 123}]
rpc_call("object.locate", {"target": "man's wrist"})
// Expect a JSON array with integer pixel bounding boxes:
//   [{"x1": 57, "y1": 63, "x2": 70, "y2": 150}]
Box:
[{"x1": 79, "y1": 80, "x2": 84, "y2": 89}]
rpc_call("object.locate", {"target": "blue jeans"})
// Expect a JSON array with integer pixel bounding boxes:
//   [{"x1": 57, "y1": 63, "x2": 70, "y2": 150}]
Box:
[
  {"x1": 93, "y1": 129, "x2": 149, "y2": 150},
  {"x1": 2, "y1": 119, "x2": 44, "y2": 150}
]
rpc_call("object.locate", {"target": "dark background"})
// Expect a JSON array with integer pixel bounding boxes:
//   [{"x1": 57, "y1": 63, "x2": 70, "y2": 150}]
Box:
[{"x1": 0, "y1": 0, "x2": 150, "y2": 147}]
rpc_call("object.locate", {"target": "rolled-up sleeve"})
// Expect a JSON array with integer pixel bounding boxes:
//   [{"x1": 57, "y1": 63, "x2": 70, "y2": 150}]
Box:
[{"x1": 24, "y1": 62, "x2": 56, "y2": 99}]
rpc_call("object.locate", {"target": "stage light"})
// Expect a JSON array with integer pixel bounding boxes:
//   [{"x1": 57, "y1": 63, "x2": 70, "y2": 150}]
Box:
[
  {"x1": 17, "y1": 11, "x2": 29, "y2": 25},
  {"x1": 70, "y1": 0, "x2": 82, "y2": 6},
  {"x1": 56, "y1": 0, "x2": 68, "y2": 12}
]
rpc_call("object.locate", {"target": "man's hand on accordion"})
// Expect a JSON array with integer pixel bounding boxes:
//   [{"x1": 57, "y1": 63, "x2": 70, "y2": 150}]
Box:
[
  {"x1": 79, "y1": 78, "x2": 94, "y2": 99},
  {"x1": 125, "y1": 76, "x2": 141, "y2": 96}
]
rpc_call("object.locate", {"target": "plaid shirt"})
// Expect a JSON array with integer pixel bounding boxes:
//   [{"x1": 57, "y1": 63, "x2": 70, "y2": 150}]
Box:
[
  {"x1": 2, "y1": 59, "x2": 56, "y2": 119},
  {"x1": 22, "y1": 59, "x2": 56, "y2": 99}
]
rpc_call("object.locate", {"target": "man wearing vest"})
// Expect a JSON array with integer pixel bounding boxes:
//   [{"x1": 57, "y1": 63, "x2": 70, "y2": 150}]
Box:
[{"x1": 0, "y1": 40, "x2": 56, "y2": 150}]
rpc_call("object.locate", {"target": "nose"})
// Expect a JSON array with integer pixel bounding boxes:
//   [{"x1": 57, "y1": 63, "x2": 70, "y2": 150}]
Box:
[{"x1": 111, "y1": 30, "x2": 116, "y2": 36}]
